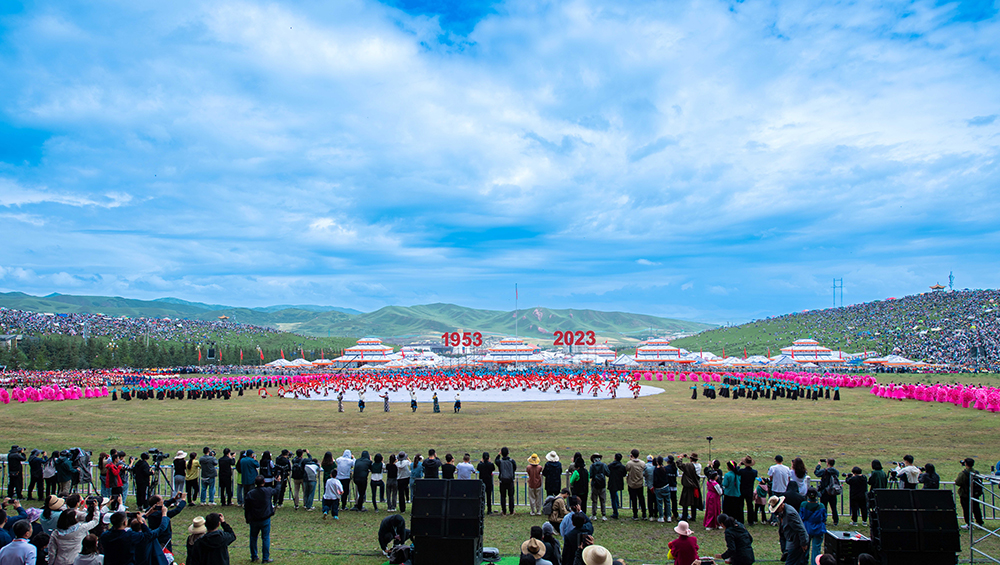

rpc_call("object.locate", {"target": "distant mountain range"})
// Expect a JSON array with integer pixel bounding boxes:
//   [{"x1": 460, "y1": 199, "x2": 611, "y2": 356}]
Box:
[{"x1": 0, "y1": 291, "x2": 714, "y2": 340}]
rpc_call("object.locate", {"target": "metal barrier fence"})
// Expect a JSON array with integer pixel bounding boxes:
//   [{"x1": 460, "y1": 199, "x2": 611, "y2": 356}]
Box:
[{"x1": 1, "y1": 461, "x2": 997, "y2": 524}]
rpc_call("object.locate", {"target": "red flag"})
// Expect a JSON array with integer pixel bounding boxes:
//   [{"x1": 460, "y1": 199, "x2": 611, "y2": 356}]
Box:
[
  {"x1": 768, "y1": 347, "x2": 771, "y2": 358},
  {"x1": 240, "y1": 349, "x2": 244, "y2": 363},
  {"x1": 722, "y1": 346, "x2": 725, "y2": 358},
  {"x1": 744, "y1": 347, "x2": 747, "y2": 359},
  {"x1": 321, "y1": 349, "x2": 325, "y2": 359},
  {"x1": 197, "y1": 348, "x2": 202, "y2": 362},
  {"x1": 300, "y1": 347, "x2": 305, "y2": 359},
  {"x1": 259, "y1": 349, "x2": 264, "y2": 361},
  {"x1": 280, "y1": 349, "x2": 285, "y2": 359}
]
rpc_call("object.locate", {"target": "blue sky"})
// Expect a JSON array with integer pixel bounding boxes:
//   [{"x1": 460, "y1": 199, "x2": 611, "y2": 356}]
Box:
[{"x1": 0, "y1": 0, "x2": 998, "y2": 324}]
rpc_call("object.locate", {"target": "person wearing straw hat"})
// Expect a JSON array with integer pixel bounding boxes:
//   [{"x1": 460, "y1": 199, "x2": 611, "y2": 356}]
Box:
[
  {"x1": 519, "y1": 537, "x2": 553, "y2": 565},
  {"x1": 526, "y1": 454, "x2": 544, "y2": 516},
  {"x1": 667, "y1": 520, "x2": 699, "y2": 565},
  {"x1": 192, "y1": 513, "x2": 237, "y2": 565},
  {"x1": 768, "y1": 495, "x2": 808, "y2": 565},
  {"x1": 737, "y1": 456, "x2": 759, "y2": 526},
  {"x1": 542, "y1": 452, "x2": 562, "y2": 498},
  {"x1": 185, "y1": 516, "x2": 208, "y2": 565},
  {"x1": 581, "y1": 543, "x2": 623, "y2": 565}
]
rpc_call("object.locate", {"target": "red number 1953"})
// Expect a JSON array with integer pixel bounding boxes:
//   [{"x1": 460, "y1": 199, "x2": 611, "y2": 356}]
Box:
[{"x1": 441, "y1": 331, "x2": 483, "y2": 347}]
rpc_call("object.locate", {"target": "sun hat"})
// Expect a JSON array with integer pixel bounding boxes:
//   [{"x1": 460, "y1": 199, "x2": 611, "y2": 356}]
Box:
[
  {"x1": 646, "y1": 455, "x2": 653, "y2": 462},
  {"x1": 767, "y1": 495, "x2": 786, "y2": 513},
  {"x1": 674, "y1": 520, "x2": 694, "y2": 536},
  {"x1": 581, "y1": 544, "x2": 613, "y2": 565},
  {"x1": 520, "y1": 538, "x2": 545, "y2": 559},
  {"x1": 25, "y1": 508, "x2": 43, "y2": 523},
  {"x1": 527, "y1": 454, "x2": 541, "y2": 465},
  {"x1": 590, "y1": 453, "x2": 602, "y2": 462},
  {"x1": 690, "y1": 452, "x2": 699, "y2": 461},
  {"x1": 46, "y1": 495, "x2": 65, "y2": 511},
  {"x1": 175, "y1": 450, "x2": 186, "y2": 459},
  {"x1": 546, "y1": 451, "x2": 559, "y2": 462},
  {"x1": 743, "y1": 456, "x2": 755, "y2": 466},
  {"x1": 188, "y1": 516, "x2": 207, "y2": 535}
]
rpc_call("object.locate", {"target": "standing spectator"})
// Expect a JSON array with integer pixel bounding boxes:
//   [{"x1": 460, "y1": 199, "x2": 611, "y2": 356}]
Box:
[
  {"x1": 955, "y1": 458, "x2": 984, "y2": 529},
  {"x1": 200, "y1": 449, "x2": 218, "y2": 506},
  {"x1": 867, "y1": 461, "x2": 888, "y2": 491},
  {"x1": 799, "y1": 488, "x2": 826, "y2": 564},
  {"x1": 644, "y1": 456, "x2": 656, "y2": 522},
  {"x1": 370, "y1": 454, "x2": 386, "y2": 509},
  {"x1": 898, "y1": 456, "x2": 920, "y2": 490},
  {"x1": 845, "y1": 467, "x2": 868, "y2": 526},
  {"x1": 334, "y1": 451, "x2": 354, "y2": 512},
  {"x1": 172, "y1": 452, "x2": 187, "y2": 499},
  {"x1": 569, "y1": 459, "x2": 589, "y2": 517},
  {"x1": 421, "y1": 450, "x2": 441, "y2": 480},
  {"x1": 6, "y1": 447, "x2": 25, "y2": 500},
  {"x1": 320, "y1": 453, "x2": 336, "y2": 489},
  {"x1": 652, "y1": 456, "x2": 672, "y2": 523},
  {"x1": 737, "y1": 457, "x2": 758, "y2": 526},
  {"x1": 185, "y1": 454, "x2": 201, "y2": 504},
  {"x1": 409, "y1": 455, "x2": 423, "y2": 504},
  {"x1": 257, "y1": 452, "x2": 275, "y2": 494},
  {"x1": 132, "y1": 454, "x2": 152, "y2": 511},
  {"x1": 542, "y1": 452, "x2": 563, "y2": 498},
  {"x1": 722, "y1": 461, "x2": 744, "y2": 525},
  {"x1": 475, "y1": 454, "x2": 493, "y2": 514},
  {"x1": 456, "y1": 454, "x2": 475, "y2": 481},
  {"x1": 27, "y1": 450, "x2": 45, "y2": 502},
  {"x1": 192, "y1": 513, "x2": 236, "y2": 565},
  {"x1": 0, "y1": 521, "x2": 34, "y2": 565},
  {"x1": 301, "y1": 455, "x2": 319, "y2": 512},
  {"x1": 321, "y1": 475, "x2": 343, "y2": 520},
  {"x1": 42, "y1": 456, "x2": 58, "y2": 499},
  {"x1": 217, "y1": 449, "x2": 236, "y2": 508},
  {"x1": 526, "y1": 454, "x2": 543, "y2": 517},
  {"x1": 352, "y1": 452, "x2": 373, "y2": 512},
  {"x1": 106, "y1": 457, "x2": 125, "y2": 499},
  {"x1": 919, "y1": 463, "x2": 940, "y2": 489},
  {"x1": 560, "y1": 513, "x2": 588, "y2": 565},
  {"x1": 677, "y1": 454, "x2": 700, "y2": 523},
  {"x1": 789, "y1": 458, "x2": 809, "y2": 498},
  {"x1": 144, "y1": 493, "x2": 188, "y2": 553},
  {"x1": 704, "y1": 470, "x2": 723, "y2": 530},
  {"x1": 185, "y1": 517, "x2": 207, "y2": 565},
  {"x1": 395, "y1": 453, "x2": 410, "y2": 514},
  {"x1": 813, "y1": 459, "x2": 839, "y2": 526},
  {"x1": 607, "y1": 454, "x2": 626, "y2": 521},
  {"x1": 237, "y1": 451, "x2": 259, "y2": 502},
  {"x1": 667, "y1": 520, "x2": 698, "y2": 565},
  {"x1": 243, "y1": 476, "x2": 279, "y2": 563},
  {"x1": 769, "y1": 495, "x2": 808, "y2": 565},
  {"x1": 273, "y1": 449, "x2": 291, "y2": 507},
  {"x1": 588, "y1": 454, "x2": 609, "y2": 522},
  {"x1": 289, "y1": 450, "x2": 304, "y2": 511},
  {"x1": 768, "y1": 456, "x2": 791, "y2": 499},
  {"x1": 385, "y1": 454, "x2": 398, "y2": 512},
  {"x1": 440, "y1": 455, "x2": 455, "y2": 480},
  {"x1": 625, "y1": 450, "x2": 647, "y2": 520},
  {"x1": 664, "y1": 455, "x2": 680, "y2": 522},
  {"x1": 55, "y1": 453, "x2": 74, "y2": 496},
  {"x1": 496, "y1": 449, "x2": 517, "y2": 516}
]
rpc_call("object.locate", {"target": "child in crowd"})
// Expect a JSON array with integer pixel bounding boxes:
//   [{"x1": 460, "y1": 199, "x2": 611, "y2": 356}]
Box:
[
  {"x1": 703, "y1": 470, "x2": 722, "y2": 530},
  {"x1": 846, "y1": 466, "x2": 869, "y2": 525}
]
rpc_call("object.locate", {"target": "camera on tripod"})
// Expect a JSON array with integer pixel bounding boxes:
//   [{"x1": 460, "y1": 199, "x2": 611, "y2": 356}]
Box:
[{"x1": 147, "y1": 449, "x2": 168, "y2": 464}]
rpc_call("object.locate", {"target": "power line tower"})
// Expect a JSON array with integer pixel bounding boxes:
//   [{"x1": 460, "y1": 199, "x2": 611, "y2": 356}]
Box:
[
  {"x1": 949, "y1": 271, "x2": 954, "y2": 291},
  {"x1": 832, "y1": 278, "x2": 843, "y2": 308}
]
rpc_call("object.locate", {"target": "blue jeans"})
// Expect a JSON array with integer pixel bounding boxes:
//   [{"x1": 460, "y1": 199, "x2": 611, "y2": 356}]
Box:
[
  {"x1": 237, "y1": 482, "x2": 245, "y2": 505},
  {"x1": 809, "y1": 534, "x2": 823, "y2": 564},
  {"x1": 249, "y1": 518, "x2": 271, "y2": 561},
  {"x1": 303, "y1": 480, "x2": 316, "y2": 509},
  {"x1": 610, "y1": 490, "x2": 621, "y2": 517},
  {"x1": 323, "y1": 498, "x2": 340, "y2": 517},
  {"x1": 655, "y1": 486, "x2": 672, "y2": 520},
  {"x1": 201, "y1": 479, "x2": 215, "y2": 504}
]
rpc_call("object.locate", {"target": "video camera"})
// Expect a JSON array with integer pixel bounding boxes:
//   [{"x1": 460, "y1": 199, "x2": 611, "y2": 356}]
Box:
[{"x1": 147, "y1": 449, "x2": 169, "y2": 464}]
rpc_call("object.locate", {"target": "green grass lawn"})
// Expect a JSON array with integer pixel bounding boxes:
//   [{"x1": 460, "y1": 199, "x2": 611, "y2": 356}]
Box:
[{"x1": 3, "y1": 373, "x2": 998, "y2": 564}]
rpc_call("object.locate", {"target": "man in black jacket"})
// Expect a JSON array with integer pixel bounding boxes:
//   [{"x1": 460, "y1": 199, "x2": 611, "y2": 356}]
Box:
[
  {"x1": 193, "y1": 513, "x2": 236, "y2": 565},
  {"x1": 132, "y1": 453, "x2": 152, "y2": 510},
  {"x1": 377, "y1": 514, "x2": 410, "y2": 556},
  {"x1": 27, "y1": 450, "x2": 45, "y2": 501},
  {"x1": 607, "y1": 453, "x2": 626, "y2": 520},
  {"x1": 244, "y1": 476, "x2": 280, "y2": 563},
  {"x1": 217, "y1": 449, "x2": 235, "y2": 507},
  {"x1": 561, "y1": 512, "x2": 588, "y2": 565},
  {"x1": 6, "y1": 446, "x2": 25, "y2": 499}
]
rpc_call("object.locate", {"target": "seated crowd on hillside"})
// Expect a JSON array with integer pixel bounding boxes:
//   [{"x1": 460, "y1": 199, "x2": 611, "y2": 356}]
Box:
[{"x1": 3, "y1": 442, "x2": 993, "y2": 565}]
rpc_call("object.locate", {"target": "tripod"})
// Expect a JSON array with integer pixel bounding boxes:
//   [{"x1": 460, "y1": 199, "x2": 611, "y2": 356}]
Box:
[{"x1": 146, "y1": 460, "x2": 174, "y2": 502}]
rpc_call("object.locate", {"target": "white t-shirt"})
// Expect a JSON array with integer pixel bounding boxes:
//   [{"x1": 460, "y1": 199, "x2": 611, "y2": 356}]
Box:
[
  {"x1": 900, "y1": 465, "x2": 920, "y2": 486},
  {"x1": 323, "y1": 478, "x2": 344, "y2": 500},
  {"x1": 456, "y1": 462, "x2": 476, "y2": 480},
  {"x1": 789, "y1": 474, "x2": 810, "y2": 496},
  {"x1": 769, "y1": 464, "x2": 791, "y2": 494}
]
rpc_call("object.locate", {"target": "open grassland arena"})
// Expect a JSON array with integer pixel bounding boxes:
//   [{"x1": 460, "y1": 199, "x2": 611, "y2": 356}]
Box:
[{"x1": 3, "y1": 373, "x2": 999, "y2": 564}]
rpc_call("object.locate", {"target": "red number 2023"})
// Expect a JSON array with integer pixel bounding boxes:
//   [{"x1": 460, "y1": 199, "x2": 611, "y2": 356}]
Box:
[{"x1": 553, "y1": 330, "x2": 596, "y2": 346}]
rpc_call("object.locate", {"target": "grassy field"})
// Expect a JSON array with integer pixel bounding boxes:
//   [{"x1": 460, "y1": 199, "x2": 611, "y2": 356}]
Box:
[{"x1": 3, "y1": 373, "x2": 998, "y2": 564}]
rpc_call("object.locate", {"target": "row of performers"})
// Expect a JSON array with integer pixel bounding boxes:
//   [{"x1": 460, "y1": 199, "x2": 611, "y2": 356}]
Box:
[{"x1": 693, "y1": 382, "x2": 841, "y2": 401}]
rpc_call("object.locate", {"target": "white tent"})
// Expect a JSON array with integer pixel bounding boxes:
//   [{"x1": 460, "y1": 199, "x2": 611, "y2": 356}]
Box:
[
  {"x1": 611, "y1": 354, "x2": 638, "y2": 366},
  {"x1": 767, "y1": 354, "x2": 799, "y2": 365},
  {"x1": 265, "y1": 358, "x2": 295, "y2": 367}
]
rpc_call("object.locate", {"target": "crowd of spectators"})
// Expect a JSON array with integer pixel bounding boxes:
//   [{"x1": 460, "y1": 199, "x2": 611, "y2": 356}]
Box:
[
  {"x1": 694, "y1": 289, "x2": 1000, "y2": 370},
  {"x1": 0, "y1": 308, "x2": 280, "y2": 345}
]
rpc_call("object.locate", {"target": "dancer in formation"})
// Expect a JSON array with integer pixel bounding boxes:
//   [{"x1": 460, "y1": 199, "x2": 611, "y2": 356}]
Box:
[
  {"x1": 410, "y1": 390, "x2": 417, "y2": 413},
  {"x1": 380, "y1": 392, "x2": 390, "y2": 412},
  {"x1": 358, "y1": 390, "x2": 366, "y2": 413},
  {"x1": 337, "y1": 390, "x2": 344, "y2": 412},
  {"x1": 454, "y1": 393, "x2": 461, "y2": 413},
  {"x1": 432, "y1": 392, "x2": 440, "y2": 413}
]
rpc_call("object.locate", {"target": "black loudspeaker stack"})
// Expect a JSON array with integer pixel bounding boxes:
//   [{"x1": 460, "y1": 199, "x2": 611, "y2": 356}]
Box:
[
  {"x1": 869, "y1": 489, "x2": 960, "y2": 565},
  {"x1": 410, "y1": 479, "x2": 485, "y2": 565}
]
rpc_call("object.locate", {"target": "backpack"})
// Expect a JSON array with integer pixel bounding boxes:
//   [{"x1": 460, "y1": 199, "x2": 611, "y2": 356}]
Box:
[
  {"x1": 291, "y1": 458, "x2": 304, "y2": 480},
  {"x1": 591, "y1": 462, "x2": 607, "y2": 487},
  {"x1": 42, "y1": 457, "x2": 56, "y2": 479},
  {"x1": 825, "y1": 473, "x2": 843, "y2": 496},
  {"x1": 498, "y1": 458, "x2": 515, "y2": 481},
  {"x1": 542, "y1": 495, "x2": 557, "y2": 516},
  {"x1": 388, "y1": 545, "x2": 412, "y2": 565}
]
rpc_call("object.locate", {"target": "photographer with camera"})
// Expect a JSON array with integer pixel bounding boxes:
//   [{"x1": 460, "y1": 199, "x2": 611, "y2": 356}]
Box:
[
  {"x1": 897, "y1": 455, "x2": 920, "y2": 490},
  {"x1": 133, "y1": 453, "x2": 153, "y2": 510},
  {"x1": 145, "y1": 493, "x2": 187, "y2": 552},
  {"x1": 200, "y1": 448, "x2": 218, "y2": 506},
  {"x1": 218, "y1": 449, "x2": 236, "y2": 507},
  {"x1": 955, "y1": 458, "x2": 985, "y2": 529},
  {"x1": 918, "y1": 463, "x2": 939, "y2": 489},
  {"x1": 100, "y1": 504, "x2": 169, "y2": 565},
  {"x1": 27, "y1": 450, "x2": 46, "y2": 502},
  {"x1": 7, "y1": 446, "x2": 26, "y2": 500}
]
